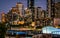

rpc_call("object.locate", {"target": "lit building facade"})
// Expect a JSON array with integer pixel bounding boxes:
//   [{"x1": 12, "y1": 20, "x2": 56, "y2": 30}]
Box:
[
  {"x1": 54, "y1": 2, "x2": 60, "y2": 27},
  {"x1": 55, "y1": 2, "x2": 60, "y2": 18},
  {"x1": 12, "y1": 7, "x2": 19, "y2": 25},
  {"x1": 27, "y1": 0, "x2": 35, "y2": 21},
  {"x1": 6, "y1": 2, "x2": 25, "y2": 25},
  {"x1": 25, "y1": 8, "x2": 31, "y2": 15},
  {"x1": 34, "y1": 7, "x2": 46, "y2": 27},
  {"x1": 34, "y1": 7, "x2": 45, "y2": 19},
  {"x1": 47, "y1": 0, "x2": 55, "y2": 18},
  {"x1": 1, "y1": 12, "x2": 6, "y2": 23},
  {"x1": 16, "y1": 2, "x2": 24, "y2": 17},
  {"x1": 37, "y1": 7, "x2": 43, "y2": 19},
  {"x1": 11, "y1": 7, "x2": 18, "y2": 14},
  {"x1": 7, "y1": 7, "x2": 18, "y2": 25},
  {"x1": 46, "y1": 0, "x2": 55, "y2": 26},
  {"x1": 24, "y1": 8, "x2": 32, "y2": 24}
]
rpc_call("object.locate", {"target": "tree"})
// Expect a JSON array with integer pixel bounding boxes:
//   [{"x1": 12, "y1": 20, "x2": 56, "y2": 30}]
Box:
[{"x1": 0, "y1": 23, "x2": 7, "y2": 38}]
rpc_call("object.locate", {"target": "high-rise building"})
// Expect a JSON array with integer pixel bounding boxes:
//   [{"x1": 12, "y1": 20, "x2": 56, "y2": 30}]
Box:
[
  {"x1": 24, "y1": 8, "x2": 32, "y2": 23},
  {"x1": 27, "y1": 0, "x2": 34, "y2": 8},
  {"x1": 16, "y1": 2, "x2": 24, "y2": 17},
  {"x1": 37, "y1": 7, "x2": 42, "y2": 19},
  {"x1": 55, "y1": 2, "x2": 60, "y2": 18},
  {"x1": 34, "y1": 7, "x2": 37, "y2": 20},
  {"x1": 47, "y1": 0, "x2": 55, "y2": 18},
  {"x1": 46, "y1": 0, "x2": 55, "y2": 26},
  {"x1": 53, "y1": 2, "x2": 60, "y2": 27},
  {"x1": 6, "y1": 7, "x2": 19, "y2": 25},
  {"x1": 11, "y1": 7, "x2": 18, "y2": 14},
  {"x1": 34, "y1": 7, "x2": 45, "y2": 19},
  {"x1": 6, "y1": 2, "x2": 25, "y2": 25},
  {"x1": 27, "y1": 0, "x2": 35, "y2": 21},
  {"x1": 1, "y1": 12, "x2": 6, "y2": 23},
  {"x1": 25, "y1": 8, "x2": 31, "y2": 14},
  {"x1": 34, "y1": 7, "x2": 46, "y2": 27}
]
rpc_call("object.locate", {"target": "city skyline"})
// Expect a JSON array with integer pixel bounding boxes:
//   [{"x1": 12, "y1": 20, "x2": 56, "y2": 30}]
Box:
[
  {"x1": 0, "y1": 0, "x2": 47, "y2": 14},
  {"x1": 0, "y1": 0, "x2": 60, "y2": 38},
  {"x1": 0, "y1": 0, "x2": 60, "y2": 13}
]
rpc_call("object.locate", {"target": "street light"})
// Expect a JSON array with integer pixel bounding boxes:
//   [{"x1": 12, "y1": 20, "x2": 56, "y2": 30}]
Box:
[{"x1": 31, "y1": 22, "x2": 35, "y2": 27}]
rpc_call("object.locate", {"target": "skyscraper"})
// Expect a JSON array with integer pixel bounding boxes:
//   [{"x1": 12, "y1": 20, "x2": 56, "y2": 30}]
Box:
[
  {"x1": 24, "y1": 8, "x2": 32, "y2": 23},
  {"x1": 55, "y1": 2, "x2": 60, "y2": 18},
  {"x1": 27, "y1": 0, "x2": 34, "y2": 8},
  {"x1": 47, "y1": 0, "x2": 55, "y2": 18},
  {"x1": 27, "y1": 0, "x2": 35, "y2": 21},
  {"x1": 16, "y1": 2, "x2": 24, "y2": 17},
  {"x1": 46, "y1": 0, "x2": 55, "y2": 26},
  {"x1": 37, "y1": 7, "x2": 45, "y2": 19},
  {"x1": 35, "y1": 7, "x2": 46, "y2": 27},
  {"x1": 34, "y1": 7, "x2": 45, "y2": 19}
]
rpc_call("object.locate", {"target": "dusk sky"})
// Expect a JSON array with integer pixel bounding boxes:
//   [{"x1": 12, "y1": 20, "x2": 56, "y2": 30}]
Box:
[
  {"x1": 0, "y1": 0, "x2": 47, "y2": 14},
  {"x1": 0, "y1": 0, "x2": 60, "y2": 14}
]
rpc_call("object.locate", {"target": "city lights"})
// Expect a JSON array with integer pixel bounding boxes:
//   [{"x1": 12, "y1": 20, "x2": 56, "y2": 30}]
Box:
[
  {"x1": 18, "y1": 21, "x2": 24, "y2": 24},
  {"x1": 0, "y1": 0, "x2": 60, "y2": 38}
]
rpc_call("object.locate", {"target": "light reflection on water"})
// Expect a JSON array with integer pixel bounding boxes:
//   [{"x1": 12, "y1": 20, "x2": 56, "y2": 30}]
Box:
[
  {"x1": 5, "y1": 35, "x2": 32, "y2": 38},
  {"x1": 25, "y1": 37, "x2": 32, "y2": 38}
]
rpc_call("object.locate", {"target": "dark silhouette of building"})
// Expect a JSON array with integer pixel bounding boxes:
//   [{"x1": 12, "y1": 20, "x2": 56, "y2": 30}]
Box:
[{"x1": 27, "y1": 0, "x2": 35, "y2": 21}]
